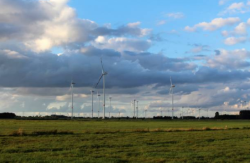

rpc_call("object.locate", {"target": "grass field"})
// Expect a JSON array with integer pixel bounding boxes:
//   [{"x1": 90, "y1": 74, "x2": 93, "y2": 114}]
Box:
[{"x1": 1, "y1": 119, "x2": 250, "y2": 162}]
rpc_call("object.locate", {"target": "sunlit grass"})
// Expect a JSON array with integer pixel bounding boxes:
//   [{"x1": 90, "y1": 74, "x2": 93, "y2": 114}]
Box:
[{"x1": 1, "y1": 119, "x2": 250, "y2": 162}]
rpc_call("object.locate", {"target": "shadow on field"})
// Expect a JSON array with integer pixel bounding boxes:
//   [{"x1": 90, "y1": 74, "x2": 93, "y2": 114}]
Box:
[
  {"x1": 7, "y1": 126, "x2": 250, "y2": 136},
  {"x1": 9, "y1": 129, "x2": 74, "y2": 136}
]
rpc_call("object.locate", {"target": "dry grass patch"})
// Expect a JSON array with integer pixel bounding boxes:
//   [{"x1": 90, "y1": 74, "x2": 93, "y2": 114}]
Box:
[
  {"x1": 9, "y1": 128, "x2": 27, "y2": 136},
  {"x1": 133, "y1": 128, "x2": 149, "y2": 132}
]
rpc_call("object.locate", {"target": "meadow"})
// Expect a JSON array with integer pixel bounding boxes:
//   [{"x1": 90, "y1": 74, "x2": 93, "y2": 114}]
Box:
[{"x1": 1, "y1": 119, "x2": 250, "y2": 163}]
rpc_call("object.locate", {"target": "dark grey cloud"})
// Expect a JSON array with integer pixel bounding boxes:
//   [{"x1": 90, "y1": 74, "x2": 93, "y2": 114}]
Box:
[
  {"x1": 149, "y1": 33, "x2": 166, "y2": 42},
  {"x1": 186, "y1": 43, "x2": 210, "y2": 54},
  {"x1": 157, "y1": 84, "x2": 199, "y2": 95},
  {"x1": 91, "y1": 24, "x2": 150, "y2": 37},
  {"x1": 1, "y1": 0, "x2": 250, "y2": 116},
  {"x1": 0, "y1": 46, "x2": 250, "y2": 96},
  {"x1": 123, "y1": 51, "x2": 196, "y2": 72},
  {"x1": 214, "y1": 50, "x2": 221, "y2": 55},
  {"x1": 0, "y1": 0, "x2": 51, "y2": 23}
]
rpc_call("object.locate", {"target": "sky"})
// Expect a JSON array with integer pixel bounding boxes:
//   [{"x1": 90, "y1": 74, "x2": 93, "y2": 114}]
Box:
[{"x1": 0, "y1": 0, "x2": 250, "y2": 118}]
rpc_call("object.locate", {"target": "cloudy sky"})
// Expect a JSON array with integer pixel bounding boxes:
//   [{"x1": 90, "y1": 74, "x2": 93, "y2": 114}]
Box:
[{"x1": 0, "y1": 0, "x2": 250, "y2": 117}]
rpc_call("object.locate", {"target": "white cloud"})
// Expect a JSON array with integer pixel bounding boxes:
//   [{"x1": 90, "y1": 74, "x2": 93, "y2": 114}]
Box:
[
  {"x1": 219, "y1": 0, "x2": 230, "y2": 5},
  {"x1": 92, "y1": 36, "x2": 151, "y2": 52},
  {"x1": 247, "y1": 18, "x2": 250, "y2": 25},
  {"x1": 191, "y1": 47, "x2": 204, "y2": 53},
  {"x1": 157, "y1": 20, "x2": 166, "y2": 25},
  {"x1": 2, "y1": 49, "x2": 27, "y2": 59},
  {"x1": 220, "y1": 2, "x2": 250, "y2": 14},
  {"x1": 95, "y1": 36, "x2": 106, "y2": 43},
  {"x1": 221, "y1": 30, "x2": 229, "y2": 37},
  {"x1": 228, "y1": 2, "x2": 244, "y2": 10},
  {"x1": 127, "y1": 22, "x2": 141, "y2": 28},
  {"x1": 221, "y1": 22, "x2": 248, "y2": 37},
  {"x1": 185, "y1": 17, "x2": 240, "y2": 32},
  {"x1": 206, "y1": 49, "x2": 250, "y2": 69},
  {"x1": 224, "y1": 37, "x2": 247, "y2": 45},
  {"x1": 188, "y1": 44, "x2": 209, "y2": 53},
  {"x1": 0, "y1": 0, "x2": 98, "y2": 52},
  {"x1": 169, "y1": 30, "x2": 178, "y2": 34},
  {"x1": 166, "y1": 12, "x2": 184, "y2": 19},
  {"x1": 234, "y1": 22, "x2": 247, "y2": 35}
]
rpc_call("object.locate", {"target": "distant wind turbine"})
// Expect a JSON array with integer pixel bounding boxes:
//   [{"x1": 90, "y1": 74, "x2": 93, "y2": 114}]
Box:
[
  {"x1": 134, "y1": 99, "x2": 136, "y2": 118},
  {"x1": 97, "y1": 91, "x2": 101, "y2": 118},
  {"x1": 169, "y1": 77, "x2": 175, "y2": 119},
  {"x1": 71, "y1": 80, "x2": 75, "y2": 120},
  {"x1": 95, "y1": 58, "x2": 108, "y2": 119},
  {"x1": 91, "y1": 90, "x2": 95, "y2": 118},
  {"x1": 109, "y1": 97, "x2": 112, "y2": 118},
  {"x1": 136, "y1": 100, "x2": 139, "y2": 119}
]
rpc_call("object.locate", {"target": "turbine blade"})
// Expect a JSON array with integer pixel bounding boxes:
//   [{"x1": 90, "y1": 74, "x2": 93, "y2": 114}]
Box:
[
  {"x1": 101, "y1": 58, "x2": 105, "y2": 74},
  {"x1": 170, "y1": 77, "x2": 172, "y2": 86},
  {"x1": 95, "y1": 74, "x2": 103, "y2": 88},
  {"x1": 169, "y1": 87, "x2": 172, "y2": 94}
]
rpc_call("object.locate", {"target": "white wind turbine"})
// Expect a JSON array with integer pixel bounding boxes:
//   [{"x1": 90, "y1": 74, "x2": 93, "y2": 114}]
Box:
[
  {"x1": 133, "y1": 99, "x2": 136, "y2": 118},
  {"x1": 95, "y1": 58, "x2": 108, "y2": 119},
  {"x1": 90, "y1": 90, "x2": 95, "y2": 118},
  {"x1": 70, "y1": 80, "x2": 75, "y2": 120},
  {"x1": 109, "y1": 97, "x2": 112, "y2": 118},
  {"x1": 97, "y1": 91, "x2": 101, "y2": 118},
  {"x1": 136, "y1": 100, "x2": 139, "y2": 119},
  {"x1": 169, "y1": 77, "x2": 175, "y2": 119}
]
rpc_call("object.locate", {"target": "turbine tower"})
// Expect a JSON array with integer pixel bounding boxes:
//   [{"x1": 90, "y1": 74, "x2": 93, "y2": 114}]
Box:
[
  {"x1": 169, "y1": 77, "x2": 175, "y2": 119},
  {"x1": 134, "y1": 99, "x2": 136, "y2": 118},
  {"x1": 109, "y1": 97, "x2": 112, "y2": 118},
  {"x1": 95, "y1": 58, "x2": 108, "y2": 119},
  {"x1": 97, "y1": 92, "x2": 101, "y2": 118},
  {"x1": 91, "y1": 90, "x2": 94, "y2": 118},
  {"x1": 71, "y1": 81, "x2": 75, "y2": 120},
  {"x1": 136, "y1": 101, "x2": 139, "y2": 119}
]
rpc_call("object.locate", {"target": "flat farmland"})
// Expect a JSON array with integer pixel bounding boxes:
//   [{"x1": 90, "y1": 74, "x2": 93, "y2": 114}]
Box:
[{"x1": 1, "y1": 119, "x2": 250, "y2": 163}]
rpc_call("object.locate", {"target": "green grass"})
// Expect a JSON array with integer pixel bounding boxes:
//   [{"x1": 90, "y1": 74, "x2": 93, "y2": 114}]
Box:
[{"x1": 1, "y1": 119, "x2": 250, "y2": 162}]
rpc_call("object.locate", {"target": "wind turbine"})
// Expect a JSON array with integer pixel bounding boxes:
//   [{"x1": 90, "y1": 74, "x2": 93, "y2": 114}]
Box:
[
  {"x1": 97, "y1": 92, "x2": 101, "y2": 118},
  {"x1": 71, "y1": 81, "x2": 75, "y2": 120},
  {"x1": 95, "y1": 58, "x2": 108, "y2": 119},
  {"x1": 136, "y1": 100, "x2": 139, "y2": 119},
  {"x1": 134, "y1": 99, "x2": 136, "y2": 118},
  {"x1": 169, "y1": 77, "x2": 175, "y2": 119},
  {"x1": 91, "y1": 90, "x2": 95, "y2": 118},
  {"x1": 109, "y1": 97, "x2": 112, "y2": 118}
]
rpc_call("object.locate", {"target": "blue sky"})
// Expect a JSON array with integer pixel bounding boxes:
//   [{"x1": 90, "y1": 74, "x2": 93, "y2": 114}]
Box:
[
  {"x1": 0, "y1": 0, "x2": 250, "y2": 118},
  {"x1": 68, "y1": 0, "x2": 250, "y2": 55}
]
